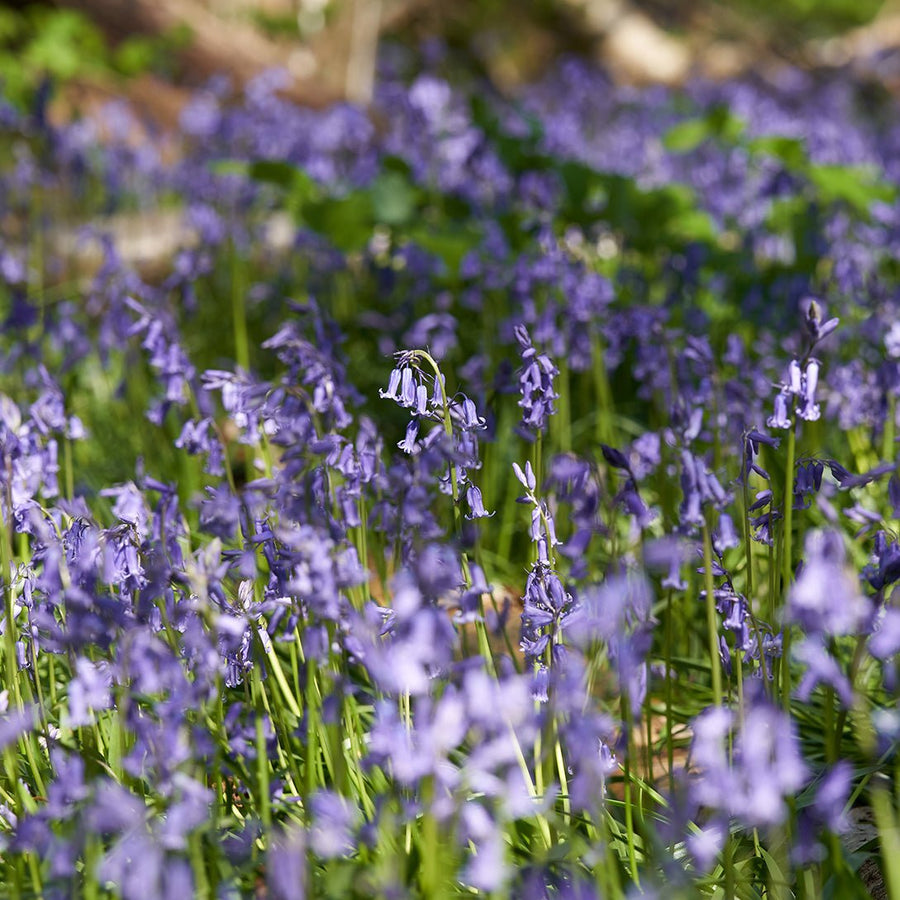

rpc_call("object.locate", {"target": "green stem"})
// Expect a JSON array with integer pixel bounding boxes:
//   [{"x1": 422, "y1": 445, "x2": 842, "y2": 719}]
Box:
[
  {"x1": 724, "y1": 832, "x2": 735, "y2": 900},
  {"x1": 702, "y1": 521, "x2": 723, "y2": 707},
  {"x1": 63, "y1": 436, "x2": 74, "y2": 502},
  {"x1": 231, "y1": 243, "x2": 250, "y2": 372},
  {"x1": 872, "y1": 785, "x2": 900, "y2": 899},
  {"x1": 253, "y1": 695, "x2": 271, "y2": 830},
  {"x1": 741, "y1": 468, "x2": 754, "y2": 600},
  {"x1": 832, "y1": 634, "x2": 867, "y2": 761},
  {"x1": 1, "y1": 475, "x2": 23, "y2": 730},
  {"x1": 664, "y1": 589, "x2": 675, "y2": 794},
  {"x1": 885, "y1": 393, "x2": 896, "y2": 462},
  {"x1": 592, "y1": 331, "x2": 614, "y2": 445},
  {"x1": 555, "y1": 360, "x2": 572, "y2": 453},
  {"x1": 620, "y1": 694, "x2": 640, "y2": 887},
  {"x1": 420, "y1": 778, "x2": 445, "y2": 898},
  {"x1": 305, "y1": 652, "x2": 321, "y2": 803},
  {"x1": 780, "y1": 419, "x2": 796, "y2": 713}
]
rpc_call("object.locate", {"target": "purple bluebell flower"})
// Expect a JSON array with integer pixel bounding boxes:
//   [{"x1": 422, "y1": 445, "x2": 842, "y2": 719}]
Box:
[
  {"x1": 68, "y1": 658, "x2": 112, "y2": 727},
  {"x1": 101, "y1": 482, "x2": 150, "y2": 537},
  {"x1": 461, "y1": 806, "x2": 507, "y2": 892},
  {"x1": 795, "y1": 638, "x2": 854, "y2": 707},
  {"x1": 767, "y1": 388, "x2": 792, "y2": 430},
  {"x1": 514, "y1": 325, "x2": 558, "y2": 440},
  {"x1": 794, "y1": 459, "x2": 824, "y2": 509},
  {"x1": 520, "y1": 565, "x2": 572, "y2": 664},
  {"x1": 870, "y1": 608, "x2": 900, "y2": 660},
  {"x1": 513, "y1": 460, "x2": 537, "y2": 492},
  {"x1": 714, "y1": 512, "x2": 740, "y2": 553},
  {"x1": 812, "y1": 760, "x2": 852, "y2": 833},
  {"x1": 688, "y1": 819, "x2": 728, "y2": 874},
  {"x1": 199, "y1": 484, "x2": 242, "y2": 540},
  {"x1": 158, "y1": 775, "x2": 213, "y2": 850},
  {"x1": 787, "y1": 529, "x2": 871, "y2": 636},
  {"x1": 794, "y1": 760, "x2": 853, "y2": 864},
  {"x1": 175, "y1": 418, "x2": 224, "y2": 476},
  {"x1": 0, "y1": 699, "x2": 33, "y2": 752},
  {"x1": 679, "y1": 450, "x2": 729, "y2": 528},
  {"x1": 798, "y1": 359, "x2": 821, "y2": 421},
  {"x1": 601, "y1": 444, "x2": 630, "y2": 471},
  {"x1": 740, "y1": 429, "x2": 779, "y2": 486},
  {"x1": 801, "y1": 297, "x2": 839, "y2": 347},
  {"x1": 688, "y1": 699, "x2": 808, "y2": 829},
  {"x1": 397, "y1": 419, "x2": 420, "y2": 455},
  {"x1": 310, "y1": 790, "x2": 358, "y2": 858},
  {"x1": 268, "y1": 827, "x2": 307, "y2": 900},
  {"x1": 465, "y1": 484, "x2": 493, "y2": 520},
  {"x1": 629, "y1": 432, "x2": 661, "y2": 479}
]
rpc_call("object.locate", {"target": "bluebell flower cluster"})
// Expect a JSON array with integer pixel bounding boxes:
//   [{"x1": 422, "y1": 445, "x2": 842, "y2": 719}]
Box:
[{"x1": 0, "y1": 43, "x2": 899, "y2": 899}]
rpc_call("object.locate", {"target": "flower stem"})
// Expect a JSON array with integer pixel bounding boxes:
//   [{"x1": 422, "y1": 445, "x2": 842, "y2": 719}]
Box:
[
  {"x1": 780, "y1": 420, "x2": 796, "y2": 713},
  {"x1": 702, "y1": 521, "x2": 723, "y2": 707},
  {"x1": 231, "y1": 242, "x2": 250, "y2": 372}
]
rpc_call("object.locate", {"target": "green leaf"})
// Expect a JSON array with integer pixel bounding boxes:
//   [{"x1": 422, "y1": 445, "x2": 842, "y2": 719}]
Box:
[
  {"x1": 747, "y1": 135, "x2": 808, "y2": 170},
  {"x1": 23, "y1": 9, "x2": 107, "y2": 80},
  {"x1": 663, "y1": 106, "x2": 745, "y2": 153},
  {"x1": 113, "y1": 39, "x2": 157, "y2": 77},
  {"x1": 212, "y1": 159, "x2": 321, "y2": 224},
  {"x1": 758, "y1": 846, "x2": 789, "y2": 892},
  {"x1": 370, "y1": 170, "x2": 418, "y2": 226},
  {"x1": 671, "y1": 208, "x2": 716, "y2": 243},
  {"x1": 304, "y1": 191, "x2": 374, "y2": 252},
  {"x1": 404, "y1": 222, "x2": 481, "y2": 275},
  {"x1": 0, "y1": 10, "x2": 23, "y2": 43},
  {"x1": 664, "y1": 118, "x2": 712, "y2": 154},
  {"x1": 248, "y1": 160, "x2": 312, "y2": 194},
  {"x1": 807, "y1": 163, "x2": 896, "y2": 216}
]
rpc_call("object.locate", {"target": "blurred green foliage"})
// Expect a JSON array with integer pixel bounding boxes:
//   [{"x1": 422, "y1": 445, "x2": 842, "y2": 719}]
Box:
[
  {"x1": 721, "y1": 0, "x2": 886, "y2": 39},
  {"x1": 0, "y1": 4, "x2": 191, "y2": 109}
]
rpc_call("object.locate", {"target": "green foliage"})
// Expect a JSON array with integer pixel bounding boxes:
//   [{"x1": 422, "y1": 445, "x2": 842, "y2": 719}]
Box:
[
  {"x1": 665, "y1": 110, "x2": 897, "y2": 220},
  {"x1": 663, "y1": 105, "x2": 746, "y2": 153},
  {"x1": 0, "y1": 4, "x2": 192, "y2": 109},
  {"x1": 112, "y1": 25, "x2": 193, "y2": 80},
  {"x1": 216, "y1": 156, "x2": 483, "y2": 265},
  {"x1": 723, "y1": 0, "x2": 885, "y2": 39},
  {"x1": 0, "y1": 7, "x2": 105, "y2": 106}
]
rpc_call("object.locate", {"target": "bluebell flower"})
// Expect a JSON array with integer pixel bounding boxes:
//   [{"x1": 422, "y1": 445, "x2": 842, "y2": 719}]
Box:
[
  {"x1": 514, "y1": 324, "x2": 558, "y2": 440},
  {"x1": 310, "y1": 790, "x2": 358, "y2": 859},
  {"x1": 869, "y1": 608, "x2": 900, "y2": 660},
  {"x1": 397, "y1": 419, "x2": 420, "y2": 455},
  {"x1": 679, "y1": 450, "x2": 729, "y2": 528},
  {"x1": 512, "y1": 460, "x2": 537, "y2": 492},
  {"x1": 740, "y1": 428, "x2": 779, "y2": 486},
  {"x1": 175, "y1": 418, "x2": 225, "y2": 476},
  {"x1": 801, "y1": 297, "x2": 839, "y2": 346},
  {"x1": 68, "y1": 658, "x2": 112, "y2": 727},
  {"x1": 795, "y1": 638, "x2": 854, "y2": 707},
  {"x1": 465, "y1": 484, "x2": 493, "y2": 520},
  {"x1": 798, "y1": 359, "x2": 821, "y2": 421},
  {"x1": 794, "y1": 760, "x2": 853, "y2": 864},
  {"x1": 767, "y1": 388, "x2": 792, "y2": 430},
  {"x1": 267, "y1": 827, "x2": 307, "y2": 900},
  {"x1": 461, "y1": 807, "x2": 507, "y2": 892},
  {"x1": 688, "y1": 700, "x2": 807, "y2": 830},
  {"x1": 688, "y1": 819, "x2": 728, "y2": 874},
  {"x1": 788, "y1": 530, "x2": 871, "y2": 636}
]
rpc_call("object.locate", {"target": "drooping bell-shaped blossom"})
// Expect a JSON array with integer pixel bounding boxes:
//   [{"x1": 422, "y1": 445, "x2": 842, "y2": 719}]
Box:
[
  {"x1": 514, "y1": 324, "x2": 558, "y2": 441},
  {"x1": 688, "y1": 698, "x2": 808, "y2": 830},
  {"x1": 787, "y1": 529, "x2": 871, "y2": 636}
]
